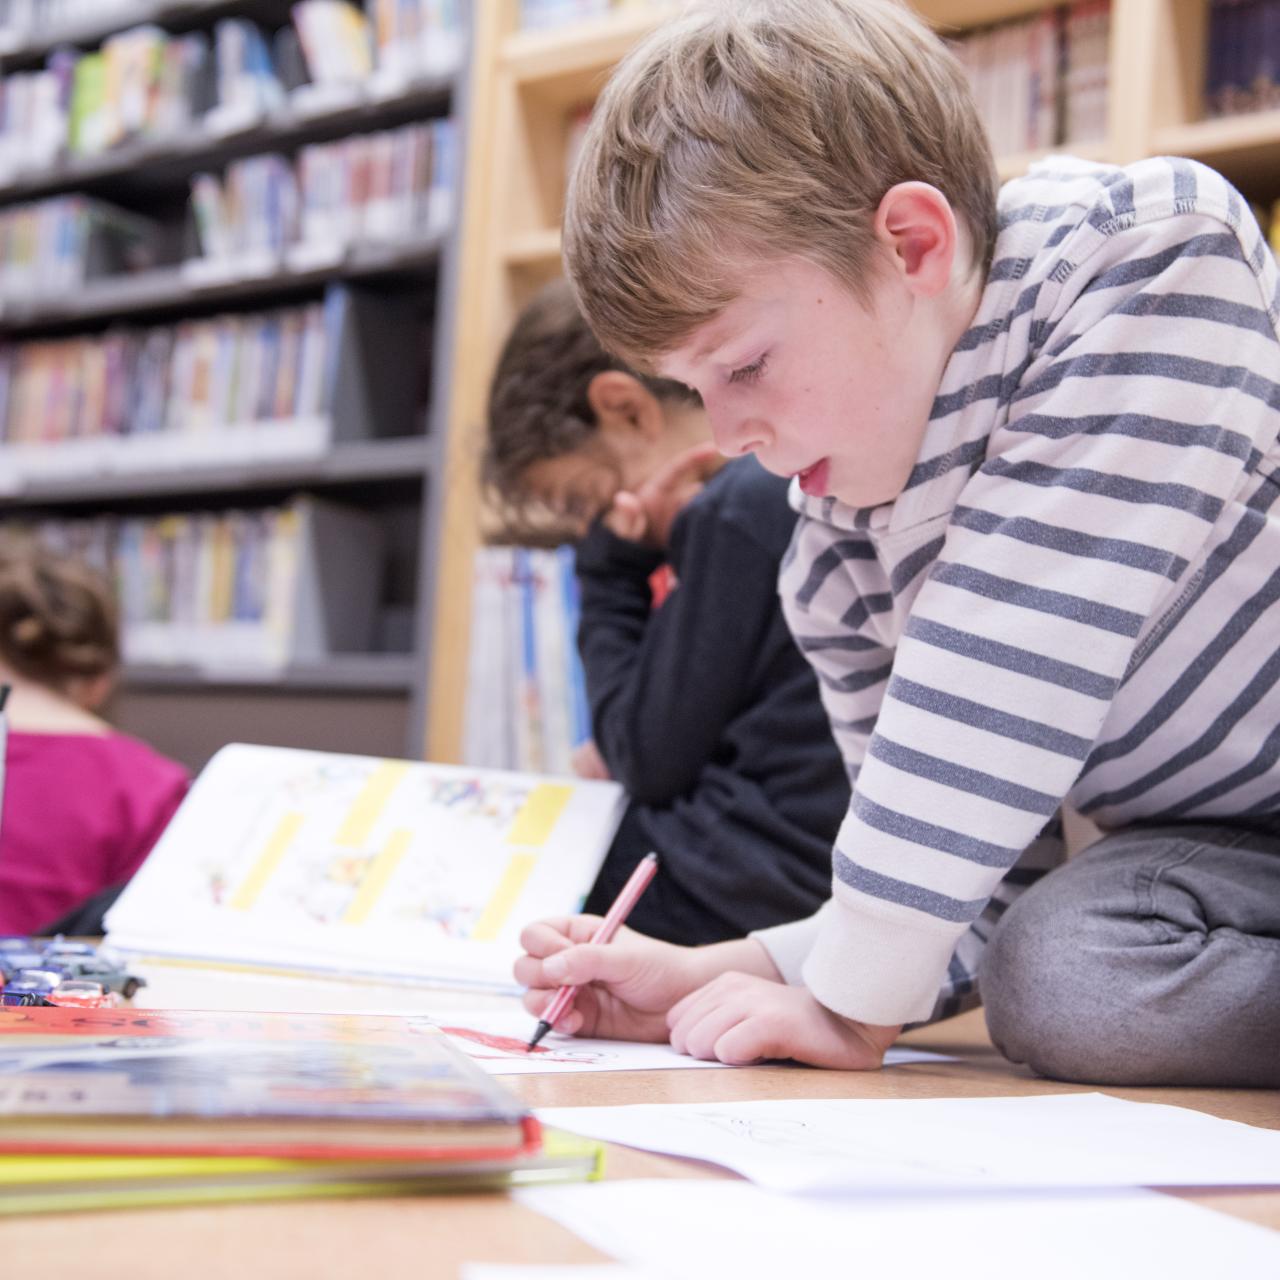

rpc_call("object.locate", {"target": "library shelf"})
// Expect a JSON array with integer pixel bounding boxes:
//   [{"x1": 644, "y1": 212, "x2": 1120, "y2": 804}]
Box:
[
  {"x1": 0, "y1": 1, "x2": 277, "y2": 68},
  {"x1": 122, "y1": 653, "x2": 419, "y2": 693},
  {"x1": 501, "y1": 6, "x2": 675, "y2": 89},
  {"x1": 0, "y1": 71, "x2": 455, "y2": 206},
  {"x1": 2, "y1": 436, "x2": 433, "y2": 510},
  {"x1": 1152, "y1": 110, "x2": 1280, "y2": 190},
  {"x1": 500, "y1": 0, "x2": 1064, "y2": 91},
  {"x1": 0, "y1": 235, "x2": 446, "y2": 333}
]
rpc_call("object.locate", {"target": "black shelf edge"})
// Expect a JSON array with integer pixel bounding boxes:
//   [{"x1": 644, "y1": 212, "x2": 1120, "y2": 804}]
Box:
[
  {"x1": 0, "y1": 436, "x2": 433, "y2": 508},
  {"x1": 0, "y1": 71, "x2": 456, "y2": 205},
  {"x1": 0, "y1": 0, "x2": 250, "y2": 67},
  {"x1": 122, "y1": 653, "x2": 419, "y2": 692},
  {"x1": 0, "y1": 234, "x2": 446, "y2": 332}
]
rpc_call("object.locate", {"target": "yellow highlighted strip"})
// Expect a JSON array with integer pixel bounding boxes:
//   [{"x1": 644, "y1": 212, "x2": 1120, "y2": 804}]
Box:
[
  {"x1": 230, "y1": 812, "x2": 304, "y2": 911},
  {"x1": 335, "y1": 762, "x2": 410, "y2": 848},
  {"x1": 343, "y1": 829, "x2": 412, "y2": 925},
  {"x1": 471, "y1": 853, "x2": 537, "y2": 942},
  {"x1": 506, "y1": 784, "x2": 571, "y2": 847}
]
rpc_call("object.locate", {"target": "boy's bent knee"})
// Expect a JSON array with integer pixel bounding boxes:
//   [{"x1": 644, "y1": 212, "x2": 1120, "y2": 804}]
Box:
[{"x1": 982, "y1": 830, "x2": 1280, "y2": 1087}]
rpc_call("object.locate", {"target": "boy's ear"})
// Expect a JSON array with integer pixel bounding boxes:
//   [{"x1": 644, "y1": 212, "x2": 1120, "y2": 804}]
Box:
[
  {"x1": 873, "y1": 182, "x2": 960, "y2": 297},
  {"x1": 586, "y1": 370, "x2": 664, "y2": 440}
]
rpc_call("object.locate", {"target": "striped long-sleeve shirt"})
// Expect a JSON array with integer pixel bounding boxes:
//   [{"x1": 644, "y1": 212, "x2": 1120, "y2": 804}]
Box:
[{"x1": 753, "y1": 155, "x2": 1280, "y2": 1027}]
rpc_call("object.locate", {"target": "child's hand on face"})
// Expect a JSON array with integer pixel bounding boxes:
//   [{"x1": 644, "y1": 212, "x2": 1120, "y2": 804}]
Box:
[
  {"x1": 570, "y1": 739, "x2": 612, "y2": 780},
  {"x1": 603, "y1": 443, "x2": 721, "y2": 548},
  {"x1": 667, "y1": 974, "x2": 902, "y2": 1069},
  {"x1": 515, "y1": 915, "x2": 709, "y2": 1043}
]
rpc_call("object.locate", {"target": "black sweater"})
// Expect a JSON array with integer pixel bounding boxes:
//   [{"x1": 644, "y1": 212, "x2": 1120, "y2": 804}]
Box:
[{"x1": 574, "y1": 456, "x2": 850, "y2": 936}]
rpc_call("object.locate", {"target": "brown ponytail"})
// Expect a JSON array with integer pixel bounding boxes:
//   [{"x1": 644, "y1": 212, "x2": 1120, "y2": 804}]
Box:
[{"x1": 0, "y1": 535, "x2": 119, "y2": 689}]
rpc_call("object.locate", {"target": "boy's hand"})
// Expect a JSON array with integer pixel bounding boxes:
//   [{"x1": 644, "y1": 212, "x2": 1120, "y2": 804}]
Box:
[
  {"x1": 515, "y1": 915, "x2": 706, "y2": 1043},
  {"x1": 603, "y1": 443, "x2": 721, "y2": 548},
  {"x1": 667, "y1": 973, "x2": 902, "y2": 1068},
  {"x1": 570, "y1": 739, "x2": 611, "y2": 780},
  {"x1": 515, "y1": 919, "x2": 781, "y2": 1044}
]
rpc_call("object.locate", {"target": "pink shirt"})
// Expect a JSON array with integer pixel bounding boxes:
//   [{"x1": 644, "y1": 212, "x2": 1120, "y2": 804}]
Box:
[{"x1": 0, "y1": 731, "x2": 189, "y2": 934}]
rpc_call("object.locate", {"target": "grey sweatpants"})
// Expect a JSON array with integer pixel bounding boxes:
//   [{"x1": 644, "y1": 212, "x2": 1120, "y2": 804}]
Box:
[{"x1": 983, "y1": 823, "x2": 1280, "y2": 1088}]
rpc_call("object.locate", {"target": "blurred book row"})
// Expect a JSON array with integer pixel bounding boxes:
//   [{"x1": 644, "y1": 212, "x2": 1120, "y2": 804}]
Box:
[
  {"x1": 0, "y1": 116, "x2": 455, "y2": 304},
  {"x1": 951, "y1": 0, "x2": 1111, "y2": 157},
  {"x1": 463, "y1": 546, "x2": 590, "y2": 778},
  {"x1": 1206, "y1": 0, "x2": 1280, "y2": 116},
  {"x1": 191, "y1": 119, "x2": 456, "y2": 272},
  {"x1": 0, "y1": 1, "x2": 462, "y2": 179},
  {"x1": 0, "y1": 298, "x2": 339, "y2": 480},
  {"x1": 23, "y1": 496, "x2": 385, "y2": 669}
]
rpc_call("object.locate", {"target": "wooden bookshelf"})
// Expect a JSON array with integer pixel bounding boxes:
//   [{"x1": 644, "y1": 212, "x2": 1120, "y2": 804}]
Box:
[
  {"x1": 0, "y1": 1, "x2": 466, "y2": 769},
  {"x1": 426, "y1": 0, "x2": 1280, "y2": 763}
]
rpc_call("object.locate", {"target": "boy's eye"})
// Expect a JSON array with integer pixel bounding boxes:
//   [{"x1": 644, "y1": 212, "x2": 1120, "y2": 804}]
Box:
[{"x1": 728, "y1": 354, "x2": 768, "y2": 385}]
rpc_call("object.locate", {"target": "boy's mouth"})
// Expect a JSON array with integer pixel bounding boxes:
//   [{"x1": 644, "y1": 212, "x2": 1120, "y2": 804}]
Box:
[{"x1": 796, "y1": 458, "x2": 830, "y2": 497}]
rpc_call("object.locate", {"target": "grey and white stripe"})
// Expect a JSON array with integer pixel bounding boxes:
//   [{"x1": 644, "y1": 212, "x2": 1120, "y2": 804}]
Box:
[{"x1": 757, "y1": 155, "x2": 1280, "y2": 1027}]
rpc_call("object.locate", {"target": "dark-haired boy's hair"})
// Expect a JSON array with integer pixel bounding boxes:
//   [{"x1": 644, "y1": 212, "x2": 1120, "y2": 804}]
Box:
[{"x1": 483, "y1": 278, "x2": 700, "y2": 510}]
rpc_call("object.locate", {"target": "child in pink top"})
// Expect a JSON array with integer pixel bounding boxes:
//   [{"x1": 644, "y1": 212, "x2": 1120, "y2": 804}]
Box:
[{"x1": 0, "y1": 538, "x2": 188, "y2": 934}]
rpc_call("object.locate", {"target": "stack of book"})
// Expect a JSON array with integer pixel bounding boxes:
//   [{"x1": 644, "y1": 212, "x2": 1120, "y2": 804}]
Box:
[
  {"x1": 66, "y1": 25, "x2": 210, "y2": 157},
  {"x1": 952, "y1": 0, "x2": 1111, "y2": 155},
  {"x1": 464, "y1": 546, "x2": 591, "y2": 778},
  {"x1": 1205, "y1": 0, "x2": 1280, "y2": 117},
  {"x1": 369, "y1": 0, "x2": 465, "y2": 82},
  {"x1": 0, "y1": 1006, "x2": 599, "y2": 1214},
  {"x1": 28, "y1": 497, "x2": 382, "y2": 670},
  {"x1": 0, "y1": 195, "x2": 160, "y2": 302},
  {"x1": 189, "y1": 119, "x2": 457, "y2": 272},
  {"x1": 0, "y1": 4, "x2": 465, "y2": 177},
  {"x1": 0, "y1": 299, "x2": 338, "y2": 477}
]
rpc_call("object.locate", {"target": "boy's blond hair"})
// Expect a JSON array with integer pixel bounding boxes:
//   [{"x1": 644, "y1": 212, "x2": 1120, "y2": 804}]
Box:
[{"x1": 564, "y1": 0, "x2": 997, "y2": 369}]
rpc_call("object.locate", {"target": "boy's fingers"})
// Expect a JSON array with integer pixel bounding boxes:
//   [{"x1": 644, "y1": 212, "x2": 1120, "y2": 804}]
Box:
[
  {"x1": 519, "y1": 915, "x2": 606, "y2": 955},
  {"x1": 712, "y1": 1019, "x2": 770, "y2": 1066},
  {"x1": 542, "y1": 942, "x2": 638, "y2": 988}
]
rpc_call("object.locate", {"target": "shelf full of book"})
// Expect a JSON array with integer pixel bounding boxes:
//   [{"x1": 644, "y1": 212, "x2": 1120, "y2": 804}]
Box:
[
  {"x1": 0, "y1": 0, "x2": 471, "y2": 772},
  {"x1": 428, "y1": 0, "x2": 1280, "y2": 766}
]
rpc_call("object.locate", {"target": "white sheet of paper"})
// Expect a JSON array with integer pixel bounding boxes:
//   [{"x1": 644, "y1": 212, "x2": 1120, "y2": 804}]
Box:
[
  {"x1": 538, "y1": 1093, "x2": 1280, "y2": 1190},
  {"x1": 435, "y1": 1006, "x2": 955, "y2": 1074},
  {"x1": 512, "y1": 1180, "x2": 1280, "y2": 1280}
]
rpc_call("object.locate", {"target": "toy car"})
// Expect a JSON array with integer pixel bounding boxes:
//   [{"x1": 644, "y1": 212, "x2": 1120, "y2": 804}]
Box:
[
  {"x1": 44, "y1": 954, "x2": 146, "y2": 1000},
  {"x1": 0, "y1": 969, "x2": 63, "y2": 1007},
  {"x1": 45, "y1": 979, "x2": 121, "y2": 1009},
  {"x1": 0, "y1": 950, "x2": 47, "y2": 982},
  {"x1": 40, "y1": 936, "x2": 98, "y2": 961}
]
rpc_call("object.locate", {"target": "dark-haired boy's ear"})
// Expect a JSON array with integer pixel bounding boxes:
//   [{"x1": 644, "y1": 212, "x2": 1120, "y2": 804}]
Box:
[
  {"x1": 586, "y1": 370, "x2": 664, "y2": 440},
  {"x1": 873, "y1": 182, "x2": 959, "y2": 298}
]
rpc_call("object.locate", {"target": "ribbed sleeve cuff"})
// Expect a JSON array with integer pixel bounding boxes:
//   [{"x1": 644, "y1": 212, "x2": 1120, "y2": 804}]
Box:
[
  {"x1": 800, "y1": 896, "x2": 964, "y2": 1027},
  {"x1": 749, "y1": 905, "x2": 828, "y2": 985}
]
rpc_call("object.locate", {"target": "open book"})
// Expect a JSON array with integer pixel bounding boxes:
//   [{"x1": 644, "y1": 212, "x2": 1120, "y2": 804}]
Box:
[{"x1": 105, "y1": 743, "x2": 624, "y2": 990}]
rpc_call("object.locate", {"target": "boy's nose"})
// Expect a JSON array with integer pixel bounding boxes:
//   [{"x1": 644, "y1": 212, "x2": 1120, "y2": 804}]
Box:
[{"x1": 711, "y1": 410, "x2": 771, "y2": 459}]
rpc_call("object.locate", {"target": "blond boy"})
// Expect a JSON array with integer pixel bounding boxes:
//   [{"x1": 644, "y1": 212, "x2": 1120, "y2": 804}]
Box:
[{"x1": 517, "y1": 0, "x2": 1280, "y2": 1086}]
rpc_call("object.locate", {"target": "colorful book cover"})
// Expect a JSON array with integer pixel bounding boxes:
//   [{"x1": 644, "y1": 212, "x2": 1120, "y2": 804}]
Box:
[{"x1": 0, "y1": 1006, "x2": 537, "y2": 1160}]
